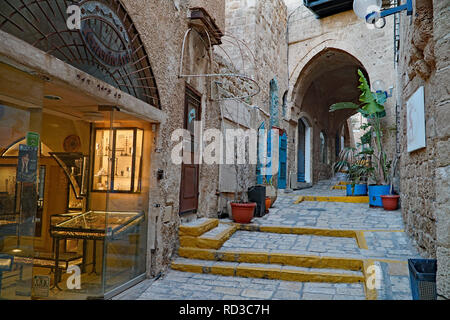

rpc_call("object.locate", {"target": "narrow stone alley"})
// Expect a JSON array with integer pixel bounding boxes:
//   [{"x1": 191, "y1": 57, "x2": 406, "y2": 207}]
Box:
[{"x1": 115, "y1": 180, "x2": 422, "y2": 300}]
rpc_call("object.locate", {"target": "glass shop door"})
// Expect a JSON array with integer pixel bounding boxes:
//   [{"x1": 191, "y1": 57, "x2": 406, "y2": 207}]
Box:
[
  {"x1": 0, "y1": 60, "x2": 42, "y2": 299},
  {"x1": 102, "y1": 111, "x2": 149, "y2": 298}
]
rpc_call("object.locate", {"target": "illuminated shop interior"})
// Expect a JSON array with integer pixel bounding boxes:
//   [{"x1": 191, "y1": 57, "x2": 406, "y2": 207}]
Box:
[{"x1": 0, "y1": 60, "x2": 153, "y2": 299}]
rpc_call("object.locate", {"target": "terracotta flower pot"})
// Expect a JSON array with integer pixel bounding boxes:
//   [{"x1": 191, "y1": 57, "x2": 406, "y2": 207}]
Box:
[
  {"x1": 231, "y1": 202, "x2": 256, "y2": 224},
  {"x1": 381, "y1": 195, "x2": 400, "y2": 211},
  {"x1": 265, "y1": 197, "x2": 271, "y2": 213},
  {"x1": 265, "y1": 184, "x2": 277, "y2": 207}
]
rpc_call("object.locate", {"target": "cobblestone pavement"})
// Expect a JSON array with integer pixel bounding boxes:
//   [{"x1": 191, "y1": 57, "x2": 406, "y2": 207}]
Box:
[
  {"x1": 115, "y1": 271, "x2": 367, "y2": 301},
  {"x1": 115, "y1": 180, "x2": 422, "y2": 300},
  {"x1": 220, "y1": 230, "x2": 420, "y2": 261}
]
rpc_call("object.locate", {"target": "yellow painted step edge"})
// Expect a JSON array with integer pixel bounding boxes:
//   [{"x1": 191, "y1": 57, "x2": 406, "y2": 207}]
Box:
[
  {"x1": 178, "y1": 247, "x2": 364, "y2": 271},
  {"x1": 362, "y1": 260, "x2": 378, "y2": 300},
  {"x1": 171, "y1": 262, "x2": 365, "y2": 284},
  {"x1": 223, "y1": 223, "x2": 367, "y2": 249},
  {"x1": 294, "y1": 195, "x2": 369, "y2": 204},
  {"x1": 179, "y1": 224, "x2": 237, "y2": 250},
  {"x1": 179, "y1": 219, "x2": 219, "y2": 237}
]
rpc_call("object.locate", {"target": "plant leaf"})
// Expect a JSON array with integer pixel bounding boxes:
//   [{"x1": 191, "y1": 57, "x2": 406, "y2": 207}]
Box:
[
  {"x1": 329, "y1": 102, "x2": 359, "y2": 112},
  {"x1": 357, "y1": 69, "x2": 385, "y2": 115}
]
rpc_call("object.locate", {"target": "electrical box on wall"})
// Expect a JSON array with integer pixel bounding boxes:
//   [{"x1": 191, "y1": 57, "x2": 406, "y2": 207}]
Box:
[{"x1": 162, "y1": 206, "x2": 173, "y2": 224}]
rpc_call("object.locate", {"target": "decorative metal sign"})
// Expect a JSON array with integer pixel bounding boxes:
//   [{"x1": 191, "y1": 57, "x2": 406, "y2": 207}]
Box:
[{"x1": 79, "y1": 1, "x2": 132, "y2": 68}]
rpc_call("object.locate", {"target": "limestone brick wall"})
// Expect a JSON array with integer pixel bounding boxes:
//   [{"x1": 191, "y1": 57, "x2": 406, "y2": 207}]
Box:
[
  {"x1": 219, "y1": 0, "x2": 288, "y2": 114},
  {"x1": 122, "y1": 0, "x2": 226, "y2": 276},
  {"x1": 396, "y1": 0, "x2": 449, "y2": 299},
  {"x1": 217, "y1": 0, "x2": 288, "y2": 189}
]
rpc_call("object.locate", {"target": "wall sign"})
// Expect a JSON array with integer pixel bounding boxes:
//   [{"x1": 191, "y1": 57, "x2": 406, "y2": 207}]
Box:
[
  {"x1": 407, "y1": 86, "x2": 426, "y2": 152},
  {"x1": 26, "y1": 132, "x2": 40, "y2": 148},
  {"x1": 16, "y1": 145, "x2": 38, "y2": 183}
]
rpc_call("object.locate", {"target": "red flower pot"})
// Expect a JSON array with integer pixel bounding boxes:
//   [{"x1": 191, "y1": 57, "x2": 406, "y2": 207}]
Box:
[
  {"x1": 231, "y1": 202, "x2": 256, "y2": 224},
  {"x1": 381, "y1": 195, "x2": 400, "y2": 211}
]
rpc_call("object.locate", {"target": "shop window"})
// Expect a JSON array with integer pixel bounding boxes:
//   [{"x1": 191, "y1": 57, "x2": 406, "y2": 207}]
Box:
[
  {"x1": 320, "y1": 131, "x2": 327, "y2": 164},
  {"x1": 92, "y1": 128, "x2": 143, "y2": 193}
]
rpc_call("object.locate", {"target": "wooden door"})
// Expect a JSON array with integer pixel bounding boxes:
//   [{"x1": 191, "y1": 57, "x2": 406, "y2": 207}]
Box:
[{"x1": 179, "y1": 86, "x2": 201, "y2": 215}]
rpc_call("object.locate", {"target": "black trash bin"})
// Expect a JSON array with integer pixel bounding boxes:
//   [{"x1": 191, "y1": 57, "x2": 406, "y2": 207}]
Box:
[
  {"x1": 408, "y1": 258, "x2": 437, "y2": 300},
  {"x1": 248, "y1": 185, "x2": 266, "y2": 217}
]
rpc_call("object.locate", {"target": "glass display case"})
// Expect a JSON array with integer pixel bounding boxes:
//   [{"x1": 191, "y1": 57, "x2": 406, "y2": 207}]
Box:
[
  {"x1": 50, "y1": 210, "x2": 145, "y2": 294},
  {"x1": 93, "y1": 128, "x2": 143, "y2": 193}
]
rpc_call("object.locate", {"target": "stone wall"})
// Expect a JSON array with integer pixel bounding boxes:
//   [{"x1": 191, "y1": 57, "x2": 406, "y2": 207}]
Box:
[
  {"x1": 397, "y1": 0, "x2": 449, "y2": 299},
  {"x1": 219, "y1": 0, "x2": 288, "y2": 114},
  {"x1": 215, "y1": 0, "x2": 288, "y2": 191},
  {"x1": 122, "y1": 0, "x2": 226, "y2": 276}
]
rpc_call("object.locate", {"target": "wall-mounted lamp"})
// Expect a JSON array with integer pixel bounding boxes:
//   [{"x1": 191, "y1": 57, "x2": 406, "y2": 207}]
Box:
[{"x1": 353, "y1": 0, "x2": 413, "y2": 29}]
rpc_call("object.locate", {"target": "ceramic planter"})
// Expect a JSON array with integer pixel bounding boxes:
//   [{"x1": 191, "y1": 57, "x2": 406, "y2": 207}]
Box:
[
  {"x1": 381, "y1": 195, "x2": 400, "y2": 210},
  {"x1": 368, "y1": 185, "x2": 391, "y2": 207},
  {"x1": 231, "y1": 202, "x2": 256, "y2": 224},
  {"x1": 346, "y1": 184, "x2": 368, "y2": 196},
  {"x1": 265, "y1": 184, "x2": 277, "y2": 207},
  {"x1": 265, "y1": 197, "x2": 271, "y2": 213}
]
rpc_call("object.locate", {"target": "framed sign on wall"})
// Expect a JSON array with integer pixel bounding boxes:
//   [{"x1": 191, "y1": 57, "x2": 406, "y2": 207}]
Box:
[{"x1": 407, "y1": 86, "x2": 426, "y2": 153}]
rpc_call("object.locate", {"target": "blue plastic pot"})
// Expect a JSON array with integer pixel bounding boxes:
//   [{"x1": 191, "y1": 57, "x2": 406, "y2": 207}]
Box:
[
  {"x1": 346, "y1": 184, "x2": 368, "y2": 196},
  {"x1": 368, "y1": 185, "x2": 391, "y2": 207}
]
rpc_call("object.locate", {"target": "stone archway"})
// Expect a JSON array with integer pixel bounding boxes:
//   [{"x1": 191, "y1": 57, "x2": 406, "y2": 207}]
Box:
[{"x1": 290, "y1": 48, "x2": 370, "y2": 185}]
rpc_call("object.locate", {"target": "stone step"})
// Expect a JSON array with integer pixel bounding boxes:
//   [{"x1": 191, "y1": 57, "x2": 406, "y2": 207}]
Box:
[
  {"x1": 178, "y1": 247, "x2": 364, "y2": 271},
  {"x1": 294, "y1": 195, "x2": 369, "y2": 204},
  {"x1": 221, "y1": 223, "x2": 368, "y2": 250},
  {"x1": 171, "y1": 258, "x2": 365, "y2": 285},
  {"x1": 179, "y1": 223, "x2": 237, "y2": 250},
  {"x1": 179, "y1": 218, "x2": 219, "y2": 237}
]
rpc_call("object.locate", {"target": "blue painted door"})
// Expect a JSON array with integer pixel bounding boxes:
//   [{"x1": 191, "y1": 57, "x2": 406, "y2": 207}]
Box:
[
  {"x1": 278, "y1": 133, "x2": 287, "y2": 189},
  {"x1": 256, "y1": 122, "x2": 265, "y2": 185},
  {"x1": 297, "y1": 121, "x2": 306, "y2": 182},
  {"x1": 266, "y1": 126, "x2": 272, "y2": 182}
]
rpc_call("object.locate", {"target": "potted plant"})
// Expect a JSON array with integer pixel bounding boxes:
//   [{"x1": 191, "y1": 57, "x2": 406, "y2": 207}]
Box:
[
  {"x1": 333, "y1": 147, "x2": 370, "y2": 196},
  {"x1": 230, "y1": 142, "x2": 256, "y2": 224},
  {"x1": 263, "y1": 176, "x2": 277, "y2": 207},
  {"x1": 381, "y1": 155, "x2": 400, "y2": 210},
  {"x1": 330, "y1": 69, "x2": 395, "y2": 207}
]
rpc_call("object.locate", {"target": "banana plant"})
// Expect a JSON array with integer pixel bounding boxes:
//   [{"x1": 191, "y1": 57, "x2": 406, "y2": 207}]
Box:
[{"x1": 330, "y1": 69, "x2": 391, "y2": 185}]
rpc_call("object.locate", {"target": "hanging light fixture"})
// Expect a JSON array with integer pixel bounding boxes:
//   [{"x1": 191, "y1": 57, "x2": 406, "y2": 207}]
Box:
[
  {"x1": 353, "y1": 0, "x2": 413, "y2": 29},
  {"x1": 372, "y1": 79, "x2": 394, "y2": 100}
]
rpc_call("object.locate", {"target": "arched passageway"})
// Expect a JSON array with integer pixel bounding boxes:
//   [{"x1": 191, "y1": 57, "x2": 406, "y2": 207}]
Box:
[{"x1": 291, "y1": 48, "x2": 369, "y2": 186}]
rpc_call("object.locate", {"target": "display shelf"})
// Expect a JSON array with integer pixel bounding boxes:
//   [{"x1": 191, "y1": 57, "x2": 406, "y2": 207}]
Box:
[{"x1": 92, "y1": 128, "x2": 143, "y2": 193}]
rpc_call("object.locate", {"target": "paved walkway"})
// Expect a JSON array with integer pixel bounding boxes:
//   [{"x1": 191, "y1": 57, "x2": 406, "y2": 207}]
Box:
[{"x1": 115, "y1": 179, "x2": 422, "y2": 300}]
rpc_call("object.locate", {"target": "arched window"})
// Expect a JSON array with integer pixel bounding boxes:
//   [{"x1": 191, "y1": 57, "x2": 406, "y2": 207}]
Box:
[{"x1": 320, "y1": 131, "x2": 327, "y2": 164}]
